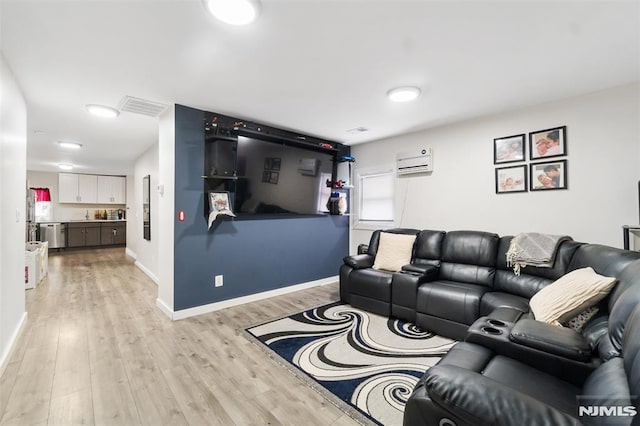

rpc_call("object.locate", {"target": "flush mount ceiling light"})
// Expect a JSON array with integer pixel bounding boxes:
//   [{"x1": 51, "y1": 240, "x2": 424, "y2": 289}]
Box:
[
  {"x1": 56, "y1": 141, "x2": 83, "y2": 149},
  {"x1": 202, "y1": 0, "x2": 260, "y2": 25},
  {"x1": 58, "y1": 164, "x2": 74, "y2": 170},
  {"x1": 387, "y1": 86, "x2": 421, "y2": 103},
  {"x1": 85, "y1": 104, "x2": 120, "y2": 118}
]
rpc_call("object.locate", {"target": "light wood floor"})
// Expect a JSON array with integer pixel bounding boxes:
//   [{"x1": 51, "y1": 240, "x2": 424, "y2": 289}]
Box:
[{"x1": 0, "y1": 248, "x2": 360, "y2": 426}]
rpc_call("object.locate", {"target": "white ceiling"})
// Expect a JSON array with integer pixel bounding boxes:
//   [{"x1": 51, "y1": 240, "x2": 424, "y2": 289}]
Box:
[{"x1": 2, "y1": 0, "x2": 639, "y2": 175}]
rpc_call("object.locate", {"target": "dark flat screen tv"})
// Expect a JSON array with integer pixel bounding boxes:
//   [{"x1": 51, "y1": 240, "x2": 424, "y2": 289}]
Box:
[{"x1": 232, "y1": 137, "x2": 335, "y2": 216}]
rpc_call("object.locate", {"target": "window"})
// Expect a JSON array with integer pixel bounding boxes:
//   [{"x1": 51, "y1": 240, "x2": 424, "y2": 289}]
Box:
[{"x1": 356, "y1": 169, "x2": 395, "y2": 228}]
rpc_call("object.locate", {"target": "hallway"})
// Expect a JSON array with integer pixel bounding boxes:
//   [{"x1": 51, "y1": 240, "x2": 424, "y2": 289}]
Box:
[{"x1": 0, "y1": 248, "x2": 354, "y2": 425}]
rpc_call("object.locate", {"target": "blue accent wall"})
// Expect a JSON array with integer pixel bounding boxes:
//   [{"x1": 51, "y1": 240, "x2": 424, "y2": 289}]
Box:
[{"x1": 173, "y1": 104, "x2": 349, "y2": 311}]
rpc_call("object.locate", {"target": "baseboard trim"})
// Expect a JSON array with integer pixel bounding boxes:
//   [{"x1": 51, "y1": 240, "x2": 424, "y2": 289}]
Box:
[
  {"x1": 158, "y1": 276, "x2": 338, "y2": 321},
  {"x1": 0, "y1": 312, "x2": 28, "y2": 378},
  {"x1": 155, "y1": 298, "x2": 174, "y2": 319},
  {"x1": 125, "y1": 248, "x2": 137, "y2": 260},
  {"x1": 135, "y1": 261, "x2": 159, "y2": 285}
]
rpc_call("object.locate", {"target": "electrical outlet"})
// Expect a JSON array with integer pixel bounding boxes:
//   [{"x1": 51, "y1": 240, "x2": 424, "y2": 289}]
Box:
[{"x1": 214, "y1": 275, "x2": 223, "y2": 287}]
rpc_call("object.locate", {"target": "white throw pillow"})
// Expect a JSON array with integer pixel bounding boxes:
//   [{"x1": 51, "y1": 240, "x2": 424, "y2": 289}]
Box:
[
  {"x1": 372, "y1": 232, "x2": 416, "y2": 272},
  {"x1": 530, "y1": 267, "x2": 617, "y2": 325}
]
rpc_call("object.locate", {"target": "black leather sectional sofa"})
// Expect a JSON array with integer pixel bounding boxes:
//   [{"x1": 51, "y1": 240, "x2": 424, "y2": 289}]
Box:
[{"x1": 339, "y1": 229, "x2": 640, "y2": 425}]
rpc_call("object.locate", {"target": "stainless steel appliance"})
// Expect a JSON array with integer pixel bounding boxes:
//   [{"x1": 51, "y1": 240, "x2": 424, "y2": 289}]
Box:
[
  {"x1": 26, "y1": 189, "x2": 37, "y2": 242},
  {"x1": 39, "y1": 223, "x2": 66, "y2": 249}
]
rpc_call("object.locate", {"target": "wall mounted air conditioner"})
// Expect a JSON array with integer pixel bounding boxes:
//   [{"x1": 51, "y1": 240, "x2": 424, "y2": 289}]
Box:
[
  {"x1": 396, "y1": 148, "x2": 433, "y2": 175},
  {"x1": 298, "y1": 158, "x2": 319, "y2": 176}
]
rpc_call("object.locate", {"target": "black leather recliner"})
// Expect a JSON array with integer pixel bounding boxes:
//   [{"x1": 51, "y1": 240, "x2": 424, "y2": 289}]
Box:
[
  {"x1": 415, "y1": 230, "x2": 500, "y2": 340},
  {"x1": 339, "y1": 228, "x2": 420, "y2": 316},
  {"x1": 403, "y1": 259, "x2": 640, "y2": 426},
  {"x1": 482, "y1": 235, "x2": 581, "y2": 317},
  {"x1": 340, "y1": 228, "x2": 640, "y2": 424}
]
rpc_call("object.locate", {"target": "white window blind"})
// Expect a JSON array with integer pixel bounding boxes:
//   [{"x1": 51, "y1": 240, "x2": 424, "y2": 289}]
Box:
[{"x1": 359, "y1": 170, "x2": 394, "y2": 222}]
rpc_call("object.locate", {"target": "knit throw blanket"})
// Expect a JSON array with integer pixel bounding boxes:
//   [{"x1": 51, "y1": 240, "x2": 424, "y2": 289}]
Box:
[{"x1": 506, "y1": 233, "x2": 572, "y2": 275}]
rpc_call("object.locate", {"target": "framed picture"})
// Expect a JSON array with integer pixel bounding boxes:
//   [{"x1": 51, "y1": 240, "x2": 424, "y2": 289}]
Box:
[
  {"x1": 262, "y1": 171, "x2": 270, "y2": 182},
  {"x1": 494, "y1": 134, "x2": 525, "y2": 164},
  {"x1": 269, "y1": 172, "x2": 279, "y2": 184},
  {"x1": 209, "y1": 191, "x2": 233, "y2": 213},
  {"x1": 264, "y1": 157, "x2": 281, "y2": 171},
  {"x1": 529, "y1": 126, "x2": 567, "y2": 160},
  {"x1": 530, "y1": 160, "x2": 568, "y2": 191},
  {"x1": 495, "y1": 165, "x2": 527, "y2": 194}
]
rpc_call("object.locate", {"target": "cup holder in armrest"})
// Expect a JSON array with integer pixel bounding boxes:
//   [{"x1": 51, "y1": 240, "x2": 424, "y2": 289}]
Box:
[
  {"x1": 481, "y1": 326, "x2": 503, "y2": 335},
  {"x1": 487, "y1": 319, "x2": 507, "y2": 327}
]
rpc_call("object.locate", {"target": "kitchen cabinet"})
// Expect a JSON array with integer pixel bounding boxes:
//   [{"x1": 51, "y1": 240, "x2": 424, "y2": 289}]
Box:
[
  {"x1": 100, "y1": 222, "x2": 126, "y2": 245},
  {"x1": 67, "y1": 222, "x2": 101, "y2": 247},
  {"x1": 58, "y1": 173, "x2": 98, "y2": 203},
  {"x1": 97, "y1": 176, "x2": 126, "y2": 204}
]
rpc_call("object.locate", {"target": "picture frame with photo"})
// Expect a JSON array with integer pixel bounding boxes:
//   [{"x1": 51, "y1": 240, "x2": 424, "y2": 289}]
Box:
[
  {"x1": 269, "y1": 172, "x2": 279, "y2": 184},
  {"x1": 262, "y1": 171, "x2": 279, "y2": 184},
  {"x1": 264, "y1": 157, "x2": 282, "y2": 171},
  {"x1": 495, "y1": 165, "x2": 527, "y2": 194},
  {"x1": 529, "y1": 126, "x2": 567, "y2": 160},
  {"x1": 494, "y1": 134, "x2": 526, "y2": 164},
  {"x1": 207, "y1": 191, "x2": 236, "y2": 228},
  {"x1": 530, "y1": 160, "x2": 568, "y2": 191},
  {"x1": 209, "y1": 191, "x2": 233, "y2": 213}
]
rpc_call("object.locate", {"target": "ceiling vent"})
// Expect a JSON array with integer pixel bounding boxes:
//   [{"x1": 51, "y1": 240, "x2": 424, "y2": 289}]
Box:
[
  {"x1": 346, "y1": 127, "x2": 369, "y2": 134},
  {"x1": 118, "y1": 96, "x2": 169, "y2": 117}
]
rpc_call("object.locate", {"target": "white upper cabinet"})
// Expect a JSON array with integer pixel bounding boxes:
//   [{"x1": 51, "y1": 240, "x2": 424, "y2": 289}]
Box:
[
  {"x1": 58, "y1": 173, "x2": 80, "y2": 203},
  {"x1": 97, "y1": 175, "x2": 126, "y2": 204},
  {"x1": 59, "y1": 173, "x2": 124, "y2": 204},
  {"x1": 58, "y1": 173, "x2": 97, "y2": 203}
]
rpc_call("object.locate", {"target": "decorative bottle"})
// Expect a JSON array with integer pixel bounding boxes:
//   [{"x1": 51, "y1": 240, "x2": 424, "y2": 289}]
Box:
[{"x1": 338, "y1": 193, "x2": 347, "y2": 215}]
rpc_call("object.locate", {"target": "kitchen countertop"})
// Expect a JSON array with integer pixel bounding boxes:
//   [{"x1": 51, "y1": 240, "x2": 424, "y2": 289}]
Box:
[{"x1": 37, "y1": 220, "x2": 127, "y2": 223}]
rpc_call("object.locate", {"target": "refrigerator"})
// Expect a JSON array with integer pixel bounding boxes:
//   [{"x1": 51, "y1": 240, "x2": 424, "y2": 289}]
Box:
[{"x1": 26, "y1": 189, "x2": 37, "y2": 242}]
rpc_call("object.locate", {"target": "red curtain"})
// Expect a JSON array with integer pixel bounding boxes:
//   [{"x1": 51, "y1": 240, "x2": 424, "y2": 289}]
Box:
[{"x1": 31, "y1": 187, "x2": 51, "y2": 202}]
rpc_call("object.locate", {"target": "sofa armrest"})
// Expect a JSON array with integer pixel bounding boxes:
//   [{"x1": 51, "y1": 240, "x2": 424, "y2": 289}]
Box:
[
  {"x1": 424, "y1": 365, "x2": 578, "y2": 426},
  {"x1": 510, "y1": 319, "x2": 591, "y2": 362},
  {"x1": 401, "y1": 264, "x2": 439, "y2": 279},
  {"x1": 465, "y1": 317, "x2": 598, "y2": 386},
  {"x1": 343, "y1": 254, "x2": 374, "y2": 269}
]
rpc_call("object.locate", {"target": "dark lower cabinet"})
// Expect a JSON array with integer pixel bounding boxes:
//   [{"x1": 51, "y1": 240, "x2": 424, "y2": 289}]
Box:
[
  {"x1": 101, "y1": 223, "x2": 126, "y2": 245},
  {"x1": 66, "y1": 222, "x2": 126, "y2": 247},
  {"x1": 67, "y1": 223, "x2": 101, "y2": 247}
]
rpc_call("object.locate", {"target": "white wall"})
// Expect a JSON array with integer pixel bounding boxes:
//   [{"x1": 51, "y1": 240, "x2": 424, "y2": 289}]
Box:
[
  {"x1": 26, "y1": 170, "x2": 125, "y2": 221},
  {"x1": 0, "y1": 54, "x2": 27, "y2": 370},
  {"x1": 156, "y1": 105, "x2": 175, "y2": 315},
  {"x1": 351, "y1": 83, "x2": 640, "y2": 251},
  {"x1": 127, "y1": 142, "x2": 159, "y2": 283}
]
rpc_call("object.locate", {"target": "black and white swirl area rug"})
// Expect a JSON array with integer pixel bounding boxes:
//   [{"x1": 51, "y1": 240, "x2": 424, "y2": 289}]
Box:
[{"x1": 245, "y1": 302, "x2": 455, "y2": 425}]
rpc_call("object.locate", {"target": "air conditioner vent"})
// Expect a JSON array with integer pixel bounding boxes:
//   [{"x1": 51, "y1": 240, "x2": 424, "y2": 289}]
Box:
[{"x1": 118, "y1": 96, "x2": 169, "y2": 117}]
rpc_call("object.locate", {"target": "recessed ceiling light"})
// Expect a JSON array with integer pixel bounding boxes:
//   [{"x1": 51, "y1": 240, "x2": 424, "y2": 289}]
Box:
[
  {"x1": 57, "y1": 141, "x2": 83, "y2": 149},
  {"x1": 202, "y1": 0, "x2": 260, "y2": 25},
  {"x1": 387, "y1": 86, "x2": 421, "y2": 103},
  {"x1": 58, "y1": 164, "x2": 74, "y2": 170},
  {"x1": 85, "y1": 104, "x2": 120, "y2": 118}
]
